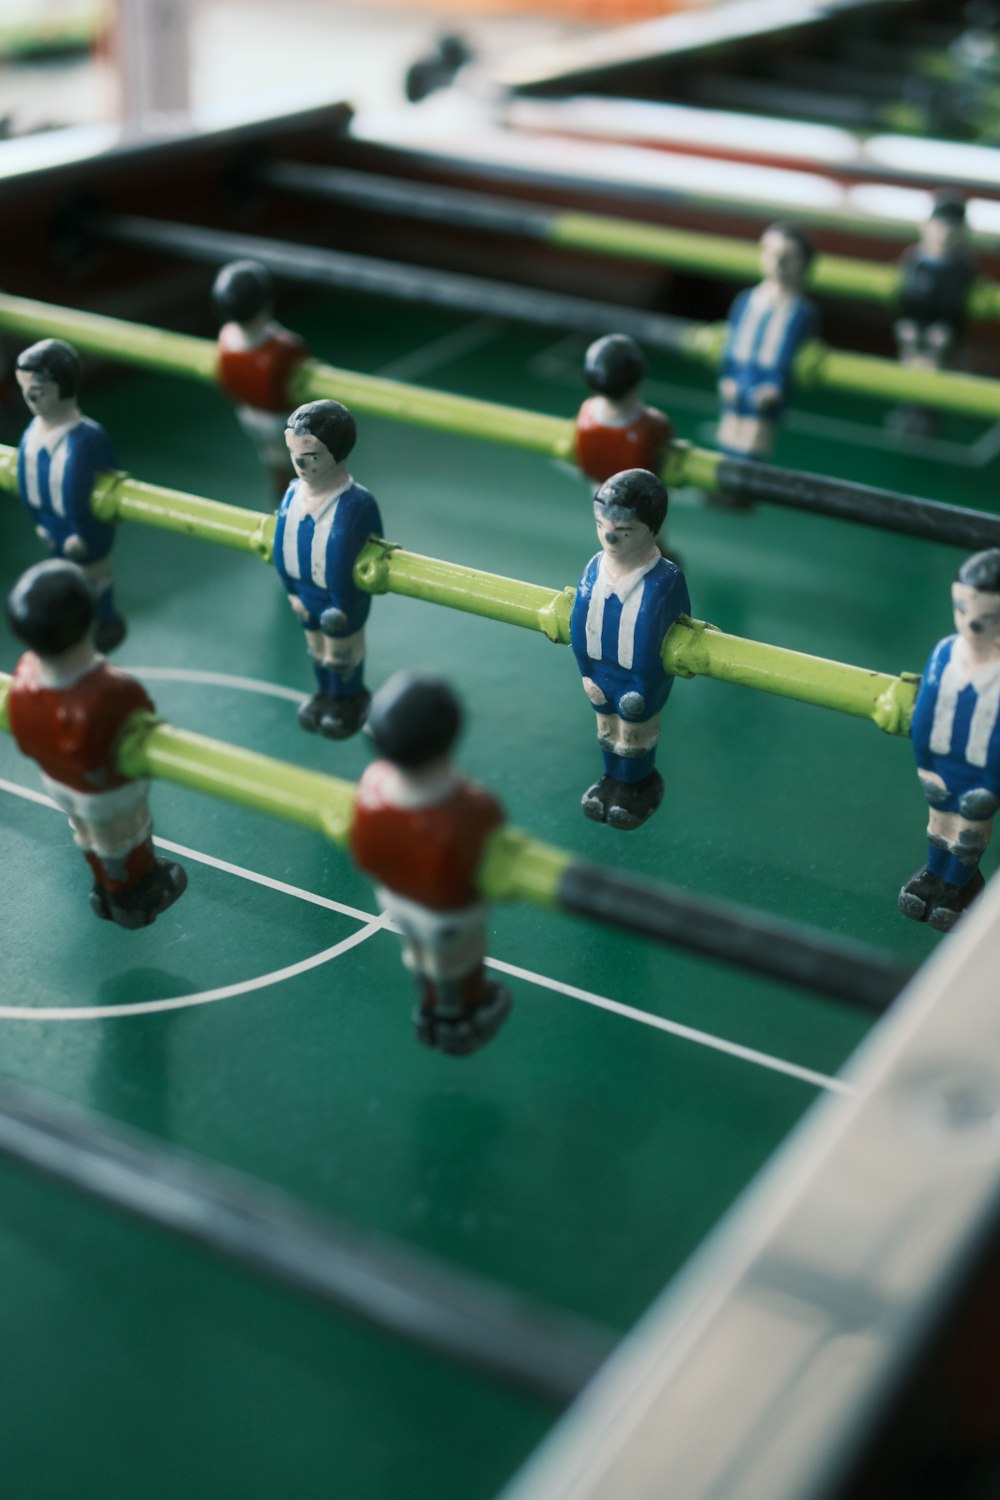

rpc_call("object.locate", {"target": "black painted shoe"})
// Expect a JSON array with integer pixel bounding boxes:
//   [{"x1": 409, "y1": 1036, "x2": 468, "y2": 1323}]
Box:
[
  {"x1": 106, "y1": 859, "x2": 188, "y2": 930},
  {"x1": 606, "y1": 771, "x2": 664, "y2": 831},
  {"x1": 298, "y1": 692, "x2": 334, "y2": 733},
  {"x1": 89, "y1": 885, "x2": 112, "y2": 922},
  {"x1": 898, "y1": 866, "x2": 947, "y2": 923},
  {"x1": 94, "y1": 615, "x2": 127, "y2": 653},
  {"x1": 318, "y1": 689, "x2": 371, "y2": 741},
  {"x1": 417, "y1": 982, "x2": 512, "y2": 1058},
  {"x1": 927, "y1": 870, "x2": 986, "y2": 932},
  {"x1": 581, "y1": 775, "x2": 614, "y2": 823}
]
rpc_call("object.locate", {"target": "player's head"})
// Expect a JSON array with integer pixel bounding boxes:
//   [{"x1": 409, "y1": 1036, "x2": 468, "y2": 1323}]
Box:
[
  {"x1": 593, "y1": 469, "x2": 668, "y2": 570},
  {"x1": 952, "y1": 549, "x2": 1000, "y2": 656},
  {"x1": 286, "y1": 400, "x2": 356, "y2": 462},
  {"x1": 931, "y1": 195, "x2": 967, "y2": 229},
  {"x1": 6, "y1": 560, "x2": 95, "y2": 657},
  {"x1": 212, "y1": 259, "x2": 275, "y2": 324},
  {"x1": 366, "y1": 671, "x2": 463, "y2": 770},
  {"x1": 760, "y1": 222, "x2": 815, "y2": 287},
  {"x1": 595, "y1": 468, "x2": 668, "y2": 534},
  {"x1": 924, "y1": 195, "x2": 968, "y2": 256},
  {"x1": 16, "y1": 339, "x2": 82, "y2": 413},
  {"x1": 584, "y1": 335, "x2": 646, "y2": 400}
]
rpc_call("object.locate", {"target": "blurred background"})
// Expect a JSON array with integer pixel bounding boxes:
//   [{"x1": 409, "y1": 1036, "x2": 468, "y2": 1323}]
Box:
[{"x1": 0, "y1": 0, "x2": 707, "y2": 137}]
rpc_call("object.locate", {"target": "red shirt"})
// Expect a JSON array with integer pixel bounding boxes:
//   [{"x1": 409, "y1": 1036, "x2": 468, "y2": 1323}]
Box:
[
  {"x1": 217, "y1": 325, "x2": 309, "y2": 412},
  {"x1": 574, "y1": 400, "x2": 673, "y2": 483},
  {"x1": 8, "y1": 654, "x2": 153, "y2": 793},
  {"x1": 351, "y1": 763, "x2": 504, "y2": 911}
]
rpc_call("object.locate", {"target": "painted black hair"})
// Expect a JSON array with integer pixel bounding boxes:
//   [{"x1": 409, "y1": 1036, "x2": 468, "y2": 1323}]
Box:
[
  {"x1": 16, "y1": 339, "x2": 81, "y2": 399},
  {"x1": 7, "y1": 560, "x2": 94, "y2": 656},
  {"x1": 584, "y1": 334, "x2": 645, "y2": 400},
  {"x1": 764, "y1": 221, "x2": 816, "y2": 270},
  {"x1": 366, "y1": 672, "x2": 463, "y2": 769},
  {"x1": 957, "y1": 548, "x2": 1000, "y2": 593},
  {"x1": 285, "y1": 400, "x2": 357, "y2": 463},
  {"x1": 212, "y1": 260, "x2": 275, "y2": 324},
  {"x1": 594, "y1": 468, "x2": 668, "y2": 535}
]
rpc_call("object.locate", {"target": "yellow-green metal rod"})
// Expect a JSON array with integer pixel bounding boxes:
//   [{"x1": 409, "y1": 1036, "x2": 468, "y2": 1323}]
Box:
[
  {"x1": 5, "y1": 284, "x2": 1000, "y2": 434},
  {"x1": 355, "y1": 540, "x2": 919, "y2": 736},
  {"x1": 289, "y1": 364, "x2": 573, "y2": 459},
  {"x1": 0, "y1": 442, "x2": 919, "y2": 736},
  {"x1": 0, "y1": 294, "x2": 220, "y2": 385},
  {"x1": 0, "y1": 674, "x2": 569, "y2": 907},
  {"x1": 0, "y1": 293, "x2": 575, "y2": 463},
  {"x1": 687, "y1": 323, "x2": 1000, "y2": 421},
  {"x1": 0, "y1": 444, "x2": 276, "y2": 560},
  {"x1": 552, "y1": 214, "x2": 911, "y2": 307}
]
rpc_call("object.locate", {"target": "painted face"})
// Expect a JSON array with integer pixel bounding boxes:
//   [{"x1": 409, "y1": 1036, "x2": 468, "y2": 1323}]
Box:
[
  {"x1": 16, "y1": 368, "x2": 65, "y2": 421},
  {"x1": 922, "y1": 215, "x2": 962, "y2": 259},
  {"x1": 952, "y1": 581, "x2": 1000, "y2": 658},
  {"x1": 594, "y1": 504, "x2": 655, "y2": 570},
  {"x1": 760, "y1": 228, "x2": 806, "y2": 291},
  {"x1": 286, "y1": 428, "x2": 339, "y2": 489}
]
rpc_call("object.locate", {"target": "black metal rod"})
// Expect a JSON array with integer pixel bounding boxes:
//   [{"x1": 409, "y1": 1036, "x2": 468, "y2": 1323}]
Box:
[
  {"x1": 260, "y1": 160, "x2": 559, "y2": 242},
  {"x1": 93, "y1": 213, "x2": 695, "y2": 352},
  {"x1": 716, "y1": 459, "x2": 1000, "y2": 551},
  {"x1": 0, "y1": 1076, "x2": 612, "y2": 1404},
  {"x1": 558, "y1": 863, "x2": 915, "y2": 1013}
]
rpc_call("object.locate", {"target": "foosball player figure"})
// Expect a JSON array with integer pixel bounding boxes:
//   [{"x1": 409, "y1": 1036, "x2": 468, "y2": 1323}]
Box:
[
  {"x1": 570, "y1": 469, "x2": 690, "y2": 831},
  {"x1": 892, "y1": 197, "x2": 976, "y2": 435},
  {"x1": 899, "y1": 548, "x2": 1000, "y2": 931},
  {"x1": 574, "y1": 334, "x2": 674, "y2": 484},
  {"x1": 350, "y1": 672, "x2": 512, "y2": 1058},
  {"x1": 277, "y1": 399, "x2": 382, "y2": 739},
  {"x1": 15, "y1": 339, "x2": 126, "y2": 653},
  {"x1": 5, "y1": 560, "x2": 188, "y2": 930},
  {"x1": 717, "y1": 222, "x2": 818, "y2": 462},
  {"x1": 213, "y1": 259, "x2": 309, "y2": 499}
]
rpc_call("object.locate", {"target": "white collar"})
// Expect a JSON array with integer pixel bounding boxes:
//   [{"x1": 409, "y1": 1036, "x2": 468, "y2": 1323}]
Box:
[
  {"x1": 368, "y1": 759, "x2": 459, "y2": 810},
  {"x1": 950, "y1": 638, "x2": 1000, "y2": 686},
  {"x1": 595, "y1": 549, "x2": 659, "y2": 603},
  {"x1": 293, "y1": 471, "x2": 354, "y2": 518},
  {"x1": 31, "y1": 414, "x2": 82, "y2": 450},
  {"x1": 34, "y1": 645, "x2": 103, "y2": 690},
  {"x1": 221, "y1": 318, "x2": 283, "y2": 352}
]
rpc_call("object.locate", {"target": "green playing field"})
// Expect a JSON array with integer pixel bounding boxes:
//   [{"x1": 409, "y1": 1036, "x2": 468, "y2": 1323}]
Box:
[{"x1": 0, "y1": 288, "x2": 987, "y2": 1500}]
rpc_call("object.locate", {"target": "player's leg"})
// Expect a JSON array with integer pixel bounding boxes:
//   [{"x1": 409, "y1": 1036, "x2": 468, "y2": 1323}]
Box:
[
  {"x1": 313, "y1": 625, "x2": 370, "y2": 739},
  {"x1": 377, "y1": 888, "x2": 511, "y2": 1056},
  {"x1": 47, "y1": 777, "x2": 187, "y2": 929},
  {"x1": 583, "y1": 709, "x2": 663, "y2": 831},
  {"x1": 79, "y1": 556, "x2": 126, "y2": 654},
  {"x1": 899, "y1": 802, "x2": 992, "y2": 930}
]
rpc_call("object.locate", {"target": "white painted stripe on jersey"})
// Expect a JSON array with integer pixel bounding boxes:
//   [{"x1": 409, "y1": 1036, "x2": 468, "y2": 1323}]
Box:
[
  {"x1": 585, "y1": 582, "x2": 606, "y2": 661},
  {"x1": 617, "y1": 581, "x2": 642, "y2": 670},
  {"x1": 930, "y1": 657, "x2": 962, "y2": 756},
  {"x1": 758, "y1": 297, "x2": 795, "y2": 369},
  {"x1": 309, "y1": 495, "x2": 339, "y2": 587},
  {"x1": 731, "y1": 288, "x2": 767, "y2": 364},
  {"x1": 47, "y1": 429, "x2": 71, "y2": 518},
  {"x1": 968, "y1": 670, "x2": 1000, "y2": 767},
  {"x1": 22, "y1": 423, "x2": 44, "y2": 512},
  {"x1": 281, "y1": 498, "x2": 304, "y2": 580}
]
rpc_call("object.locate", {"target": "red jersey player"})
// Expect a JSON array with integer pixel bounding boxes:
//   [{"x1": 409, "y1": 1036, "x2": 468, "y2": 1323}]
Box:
[
  {"x1": 6, "y1": 560, "x2": 187, "y2": 930},
  {"x1": 350, "y1": 672, "x2": 512, "y2": 1057},
  {"x1": 575, "y1": 334, "x2": 674, "y2": 485},
  {"x1": 213, "y1": 259, "x2": 309, "y2": 500}
]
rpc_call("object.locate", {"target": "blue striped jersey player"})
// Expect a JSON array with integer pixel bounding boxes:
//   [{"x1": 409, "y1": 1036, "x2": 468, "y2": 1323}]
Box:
[
  {"x1": 570, "y1": 469, "x2": 690, "y2": 831},
  {"x1": 900, "y1": 548, "x2": 1000, "y2": 930},
  {"x1": 717, "y1": 223, "x2": 818, "y2": 463},
  {"x1": 276, "y1": 399, "x2": 382, "y2": 739},
  {"x1": 15, "y1": 339, "x2": 126, "y2": 653}
]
